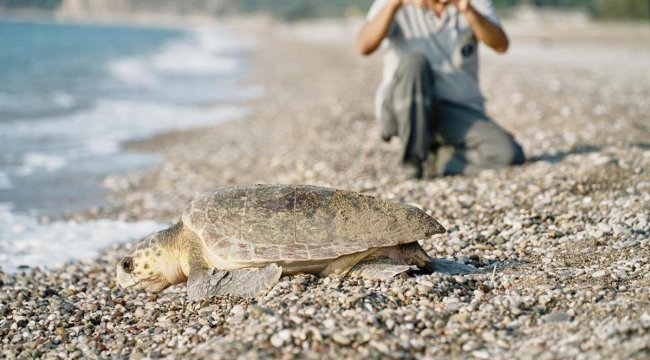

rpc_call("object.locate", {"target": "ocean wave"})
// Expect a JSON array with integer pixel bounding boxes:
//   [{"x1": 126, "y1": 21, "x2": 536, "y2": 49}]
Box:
[
  {"x1": 0, "y1": 100, "x2": 245, "y2": 176},
  {"x1": 0, "y1": 92, "x2": 8, "y2": 107},
  {"x1": 109, "y1": 26, "x2": 252, "y2": 88},
  {"x1": 0, "y1": 170, "x2": 11, "y2": 189},
  {"x1": 14, "y1": 153, "x2": 67, "y2": 176},
  {"x1": 0, "y1": 91, "x2": 79, "y2": 120},
  {"x1": 109, "y1": 58, "x2": 160, "y2": 88},
  {"x1": 0, "y1": 23, "x2": 257, "y2": 272},
  {"x1": 51, "y1": 91, "x2": 77, "y2": 109},
  {"x1": 0, "y1": 201, "x2": 166, "y2": 273},
  {"x1": 3, "y1": 100, "x2": 245, "y2": 149}
]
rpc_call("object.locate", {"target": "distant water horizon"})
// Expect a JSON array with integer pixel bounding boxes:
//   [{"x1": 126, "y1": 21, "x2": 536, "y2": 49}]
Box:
[{"x1": 0, "y1": 19, "x2": 259, "y2": 272}]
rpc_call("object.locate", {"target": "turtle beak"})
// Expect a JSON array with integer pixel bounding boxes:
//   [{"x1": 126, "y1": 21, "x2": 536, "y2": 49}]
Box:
[{"x1": 116, "y1": 264, "x2": 137, "y2": 288}]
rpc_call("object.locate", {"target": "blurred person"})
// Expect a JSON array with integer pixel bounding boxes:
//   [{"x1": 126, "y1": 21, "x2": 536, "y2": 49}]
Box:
[{"x1": 357, "y1": 0, "x2": 525, "y2": 179}]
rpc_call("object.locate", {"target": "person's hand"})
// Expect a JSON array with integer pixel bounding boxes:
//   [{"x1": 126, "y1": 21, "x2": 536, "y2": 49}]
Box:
[
  {"x1": 392, "y1": 0, "x2": 427, "y2": 8},
  {"x1": 404, "y1": 0, "x2": 428, "y2": 6},
  {"x1": 441, "y1": 0, "x2": 471, "y2": 13}
]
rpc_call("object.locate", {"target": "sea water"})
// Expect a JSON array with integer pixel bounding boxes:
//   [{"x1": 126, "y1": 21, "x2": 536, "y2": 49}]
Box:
[{"x1": 0, "y1": 20, "x2": 257, "y2": 272}]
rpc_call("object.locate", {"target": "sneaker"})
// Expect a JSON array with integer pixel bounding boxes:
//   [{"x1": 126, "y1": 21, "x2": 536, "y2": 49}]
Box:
[
  {"x1": 398, "y1": 158, "x2": 423, "y2": 180},
  {"x1": 422, "y1": 150, "x2": 440, "y2": 178}
]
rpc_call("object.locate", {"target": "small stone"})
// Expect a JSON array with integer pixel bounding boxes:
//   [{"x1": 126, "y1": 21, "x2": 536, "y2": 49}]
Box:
[
  {"x1": 15, "y1": 319, "x2": 27, "y2": 328},
  {"x1": 134, "y1": 307, "x2": 145, "y2": 318},
  {"x1": 544, "y1": 312, "x2": 571, "y2": 323},
  {"x1": 332, "y1": 332, "x2": 353, "y2": 345},
  {"x1": 640, "y1": 313, "x2": 650, "y2": 328},
  {"x1": 472, "y1": 350, "x2": 490, "y2": 359},
  {"x1": 481, "y1": 331, "x2": 496, "y2": 343},
  {"x1": 591, "y1": 230, "x2": 604, "y2": 238},
  {"x1": 323, "y1": 319, "x2": 336, "y2": 329},
  {"x1": 199, "y1": 305, "x2": 218, "y2": 316},
  {"x1": 248, "y1": 305, "x2": 273, "y2": 318},
  {"x1": 370, "y1": 340, "x2": 390, "y2": 353},
  {"x1": 597, "y1": 223, "x2": 612, "y2": 233},
  {"x1": 445, "y1": 301, "x2": 461, "y2": 312},
  {"x1": 592, "y1": 270, "x2": 607, "y2": 278},
  {"x1": 479, "y1": 284, "x2": 492, "y2": 293},
  {"x1": 410, "y1": 337, "x2": 425, "y2": 350},
  {"x1": 269, "y1": 335, "x2": 284, "y2": 348},
  {"x1": 417, "y1": 284, "x2": 433, "y2": 294},
  {"x1": 270, "y1": 329, "x2": 292, "y2": 347},
  {"x1": 113, "y1": 297, "x2": 126, "y2": 306},
  {"x1": 42, "y1": 288, "x2": 57, "y2": 297},
  {"x1": 228, "y1": 305, "x2": 245, "y2": 324}
]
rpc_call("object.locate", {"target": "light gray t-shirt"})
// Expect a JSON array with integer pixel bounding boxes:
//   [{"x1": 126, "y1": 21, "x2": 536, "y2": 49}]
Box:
[{"x1": 367, "y1": 0, "x2": 501, "y2": 117}]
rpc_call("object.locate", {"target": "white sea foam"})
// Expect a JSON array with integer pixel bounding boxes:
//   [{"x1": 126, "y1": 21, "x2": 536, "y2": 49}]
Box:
[
  {"x1": 0, "y1": 92, "x2": 8, "y2": 106},
  {"x1": 51, "y1": 91, "x2": 77, "y2": 109},
  {"x1": 0, "y1": 170, "x2": 11, "y2": 189},
  {"x1": 0, "y1": 100, "x2": 243, "y2": 271},
  {"x1": 72, "y1": 100, "x2": 245, "y2": 153},
  {"x1": 151, "y1": 43, "x2": 238, "y2": 75},
  {"x1": 109, "y1": 58, "x2": 160, "y2": 87},
  {"x1": 15, "y1": 153, "x2": 67, "y2": 176},
  {"x1": 0, "y1": 101, "x2": 245, "y2": 174},
  {"x1": 109, "y1": 26, "x2": 252, "y2": 87},
  {"x1": 0, "y1": 202, "x2": 166, "y2": 273}
]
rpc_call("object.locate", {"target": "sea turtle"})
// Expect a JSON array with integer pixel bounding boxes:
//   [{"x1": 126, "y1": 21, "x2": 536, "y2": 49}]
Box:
[{"x1": 116, "y1": 184, "x2": 455, "y2": 300}]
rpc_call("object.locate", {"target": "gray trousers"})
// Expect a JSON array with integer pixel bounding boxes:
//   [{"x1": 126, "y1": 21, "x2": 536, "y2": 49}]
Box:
[{"x1": 380, "y1": 52, "x2": 525, "y2": 176}]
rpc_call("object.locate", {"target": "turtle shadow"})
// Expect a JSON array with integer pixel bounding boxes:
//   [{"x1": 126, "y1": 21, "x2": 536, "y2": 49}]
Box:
[
  {"x1": 526, "y1": 143, "x2": 650, "y2": 165},
  {"x1": 526, "y1": 144, "x2": 601, "y2": 164},
  {"x1": 427, "y1": 258, "x2": 522, "y2": 275}
]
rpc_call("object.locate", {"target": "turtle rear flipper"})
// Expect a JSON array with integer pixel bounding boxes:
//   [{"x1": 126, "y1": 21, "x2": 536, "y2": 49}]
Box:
[
  {"x1": 187, "y1": 264, "x2": 282, "y2": 301},
  {"x1": 349, "y1": 257, "x2": 412, "y2": 280},
  {"x1": 423, "y1": 259, "x2": 476, "y2": 275},
  {"x1": 394, "y1": 242, "x2": 477, "y2": 275}
]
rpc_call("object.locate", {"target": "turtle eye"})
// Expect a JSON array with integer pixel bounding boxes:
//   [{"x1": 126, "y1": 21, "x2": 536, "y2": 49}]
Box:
[{"x1": 121, "y1": 257, "x2": 134, "y2": 273}]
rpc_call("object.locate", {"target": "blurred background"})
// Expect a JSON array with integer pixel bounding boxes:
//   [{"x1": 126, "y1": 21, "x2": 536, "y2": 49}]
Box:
[{"x1": 0, "y1": 0, "x2": 648, "y2": 20}]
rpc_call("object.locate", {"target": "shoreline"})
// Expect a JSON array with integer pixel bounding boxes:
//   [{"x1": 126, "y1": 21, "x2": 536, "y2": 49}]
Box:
[
  {"x1": 0, "y1": 8, "x2": 228, "y2": 28},
  {"x1": 2, "y1": 17, "x2": 649, "y2": 359},
  {"x1": 0, "y1": 19, "x2": 254, "y2": 272}
]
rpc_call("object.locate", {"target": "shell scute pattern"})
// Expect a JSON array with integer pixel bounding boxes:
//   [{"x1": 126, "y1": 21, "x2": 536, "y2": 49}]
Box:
[
  {"x1": 182, "y1": 184, "x2": 442, "y2": 263},
  {"x1": 242, "y1": 185, "x2": 295, "y2": 247}
]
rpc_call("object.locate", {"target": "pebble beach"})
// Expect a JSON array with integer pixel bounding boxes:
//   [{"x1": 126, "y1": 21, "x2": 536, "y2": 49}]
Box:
[{"x1": 1, "y1": 18, "x2": 650, "y2": 359}]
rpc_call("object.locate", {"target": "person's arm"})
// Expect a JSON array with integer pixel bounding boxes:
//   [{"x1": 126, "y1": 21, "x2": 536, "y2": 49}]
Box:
[
  {"x1": 453, "y1": 0, "x2": 509, "y2": 53},
  {"x1": 356, "y1": 0, "x2": 426, "y2": 56}
]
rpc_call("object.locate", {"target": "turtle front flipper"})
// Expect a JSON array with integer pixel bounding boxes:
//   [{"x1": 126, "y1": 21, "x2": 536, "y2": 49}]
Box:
[{"x1": 187, "y1": 264, "x2": 282, "y2": 301}]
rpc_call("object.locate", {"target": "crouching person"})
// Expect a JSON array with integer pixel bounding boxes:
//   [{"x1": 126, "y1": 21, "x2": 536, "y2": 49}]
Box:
[{"x1": 357, "y1": 0, "x2": 525, "y2": 178}]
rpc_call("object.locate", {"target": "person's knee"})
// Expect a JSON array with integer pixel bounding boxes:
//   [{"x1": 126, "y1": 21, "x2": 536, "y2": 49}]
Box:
[{"x1": 397, "y1": 52, "x2": 430, "y2": 78}]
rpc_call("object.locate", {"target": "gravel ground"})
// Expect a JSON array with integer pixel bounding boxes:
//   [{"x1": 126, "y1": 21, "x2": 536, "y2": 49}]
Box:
[{"x1": 2, "y1": 19, "x2": 649, "y2": 359}]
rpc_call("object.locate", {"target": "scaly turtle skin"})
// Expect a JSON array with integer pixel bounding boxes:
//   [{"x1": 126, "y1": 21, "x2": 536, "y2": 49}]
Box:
[{"x1": 116, "y1": 184, "x2": 454, "y2": 300}]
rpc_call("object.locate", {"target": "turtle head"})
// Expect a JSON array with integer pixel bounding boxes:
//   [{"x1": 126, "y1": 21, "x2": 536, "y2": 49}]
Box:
[{"x1": 116, "y1": 222, "x2": 187, "y2": 293}]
